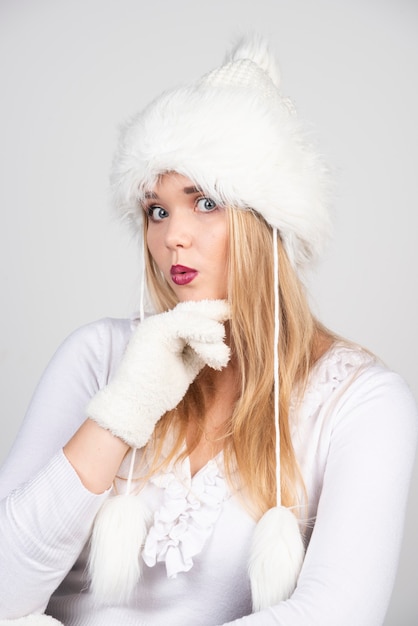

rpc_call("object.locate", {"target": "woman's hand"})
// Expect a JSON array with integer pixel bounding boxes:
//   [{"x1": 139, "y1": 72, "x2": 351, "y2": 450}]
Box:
[{"x1": 86, "y1": 299, "x2": 230, "y2": 449}]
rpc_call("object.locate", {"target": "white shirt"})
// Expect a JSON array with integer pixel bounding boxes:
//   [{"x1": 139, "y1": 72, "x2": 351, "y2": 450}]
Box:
[{"x1": 0, "y1": 317, "x2": 417, "y2": 625}]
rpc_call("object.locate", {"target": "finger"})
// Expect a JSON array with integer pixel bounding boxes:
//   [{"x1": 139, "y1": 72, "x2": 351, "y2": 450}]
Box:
[
  {"x1": 176, "y1": 316, "x2": 226, "y2": 345},
  {"x1": 187, "y1": 339, "x2": 230, "y2": 370},
  {"x1": 182, "y1": 345, "x2": 206, "y2": 379}
]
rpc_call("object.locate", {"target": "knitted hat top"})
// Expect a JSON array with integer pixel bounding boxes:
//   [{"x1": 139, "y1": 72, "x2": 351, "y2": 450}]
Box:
[{"x1": 111, "y1": 35, "x2": 331, "y2": 272}]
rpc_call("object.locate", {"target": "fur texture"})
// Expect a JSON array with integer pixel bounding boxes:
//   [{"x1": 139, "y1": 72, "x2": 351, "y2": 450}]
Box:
[
  {"x1": 110, "y1": 35, "x2": 331, "y2": 271},
  {"x1": 249, "y1": 506, "x2": 305, "y2": 610},
  {"x1": 0, "y1": 616, "x2": 63, "y2": 625},
  {"x1": 87, "y1": 300, "x2": 230, "y2": 448},
  {"x1": 88, "y1": 494, "x2": 149, "y2": 605}
]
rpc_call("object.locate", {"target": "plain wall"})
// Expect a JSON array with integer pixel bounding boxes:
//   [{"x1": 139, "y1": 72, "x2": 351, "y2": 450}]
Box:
[{"x1": 0, "y1": 0, "x2": 417, "y2": 623}]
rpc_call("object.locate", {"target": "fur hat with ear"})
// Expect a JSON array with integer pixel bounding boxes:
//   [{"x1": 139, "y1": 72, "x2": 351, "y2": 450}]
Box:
[{"x1": 111, "y1": 35, "x2": 332, "y2": 272}]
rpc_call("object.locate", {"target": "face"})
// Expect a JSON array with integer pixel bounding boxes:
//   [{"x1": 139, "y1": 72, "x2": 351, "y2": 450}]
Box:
[{"x1": 143, "y1": 173, "x2": 229, "y2": 302}]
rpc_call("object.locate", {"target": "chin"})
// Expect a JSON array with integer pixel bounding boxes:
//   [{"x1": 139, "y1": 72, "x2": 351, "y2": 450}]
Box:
[{"x1": 175, "y1": 291, "x2": 225, "y2": 303}]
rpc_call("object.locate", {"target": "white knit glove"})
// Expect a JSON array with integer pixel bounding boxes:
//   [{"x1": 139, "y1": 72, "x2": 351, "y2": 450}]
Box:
[{"x1": 87, "y1": 299, "x2": 230, "y2": 448}]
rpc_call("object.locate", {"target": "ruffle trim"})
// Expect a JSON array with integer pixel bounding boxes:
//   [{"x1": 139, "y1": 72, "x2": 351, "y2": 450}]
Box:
[
  {"x1": 142, "y1": 343, "x2": 373, "y2": 579},
  {"x1": 142, "y1": 454, "x2": 230, "y2": 578}
]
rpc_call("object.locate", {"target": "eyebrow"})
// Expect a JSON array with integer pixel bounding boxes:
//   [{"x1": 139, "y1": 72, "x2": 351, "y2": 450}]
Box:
[
  {"x1": 143, "y1": 185, "x2": 202, "y2": 200},
  {"x1": 183, "y1": 185, "x2": 202, "y2": 194}
]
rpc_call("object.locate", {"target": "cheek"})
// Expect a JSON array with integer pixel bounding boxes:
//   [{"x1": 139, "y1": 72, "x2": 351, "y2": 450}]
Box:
[
  {"x1": 209, "y1": 225, "x2": 229, "y2": 265},
  {"x1": 146, "y1": 228, "x2": 162, "y2": 264}
]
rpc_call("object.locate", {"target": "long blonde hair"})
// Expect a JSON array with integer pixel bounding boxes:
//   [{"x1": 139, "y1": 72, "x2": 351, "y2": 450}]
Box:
[{"x1": 142, "y1": 206, "x2": 332, "y2": 518}]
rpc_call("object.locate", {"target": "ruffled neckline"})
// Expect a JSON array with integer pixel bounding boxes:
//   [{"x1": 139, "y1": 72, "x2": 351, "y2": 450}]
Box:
[
  {"x1": 141, "y1": 341, "x2": 374, "y2": 579},
  {"x1": 142, "y1": 448, "x2": 230, "y2": 578}
]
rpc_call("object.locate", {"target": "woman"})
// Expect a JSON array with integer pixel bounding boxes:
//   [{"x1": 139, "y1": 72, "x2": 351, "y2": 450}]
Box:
[{"x1": 0, "y1": 36, "x2": 416, "y2": 626}]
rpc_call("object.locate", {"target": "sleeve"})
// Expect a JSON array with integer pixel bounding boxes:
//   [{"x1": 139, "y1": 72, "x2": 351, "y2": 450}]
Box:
[
  {"x1": 0, "y1": 451, "x2": 108, "y2": 617},
  {"x1": 0, "y1": 318, "x2": 130, "y2": 618},
  {"x1": 221, "y1": 367, "x2": 418, "y2": 626}
]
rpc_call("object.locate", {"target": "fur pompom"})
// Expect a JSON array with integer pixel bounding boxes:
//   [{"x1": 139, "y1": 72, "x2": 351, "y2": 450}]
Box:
[
  {"x1": 0, "y1": 616, "x2": 63, "y2": 625},
  {"x1": 249, "y1": 506, "x2": 305, "y2": 611},
  {"x1": 88, "y1": 494, "x2": 149, "y2": 605},
  {"x1": 227, "y1": 34, "x2": 281, "y2": 87}
]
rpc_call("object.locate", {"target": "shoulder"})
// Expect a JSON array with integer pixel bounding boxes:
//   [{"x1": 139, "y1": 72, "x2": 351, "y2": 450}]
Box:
[
  {"x1": 46, "y1": 317, "x2": 135, "y2": 387},
  {"x1": 300, "y1": 341, "x2": 418, "y2": 442},
  {"x1": 296, "y1": 342, "x2": 417, "y2": 497},
  {"x1": 322, "y1": 343, "x2": 417, "y2": 445},
  {"x1": 336, "y1": 359, "x2": 418, "y2": 435},
  {"x1": 294, "y1": 344, "x2": 417, "y2": 516},
  {"x1": 311, "y1": 341, "x2": 415, "y2": 404},
  {"x1": 63, "y1": 317, "x2": 134, "y2": 351}
]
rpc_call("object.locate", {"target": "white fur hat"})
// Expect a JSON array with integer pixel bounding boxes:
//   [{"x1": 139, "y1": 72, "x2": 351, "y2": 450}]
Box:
[{"x1": 111, "y1": 35, "x2": 331, "y2": 271}]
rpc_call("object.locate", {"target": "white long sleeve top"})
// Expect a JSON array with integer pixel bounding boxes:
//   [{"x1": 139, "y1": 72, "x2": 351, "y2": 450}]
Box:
[{"x1": 0, "y1": 317, "x2": 417, "y2": 625}]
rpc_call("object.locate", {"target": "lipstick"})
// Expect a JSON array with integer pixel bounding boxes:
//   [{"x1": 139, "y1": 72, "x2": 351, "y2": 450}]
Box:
[{"x1": 170, "y1": 264, "x2": 198, "y2": 286}]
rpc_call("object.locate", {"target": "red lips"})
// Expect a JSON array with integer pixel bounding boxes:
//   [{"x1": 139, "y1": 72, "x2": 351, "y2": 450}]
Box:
[{"x1": 170, "y1": 264, "x2": 198, "y2": 286}]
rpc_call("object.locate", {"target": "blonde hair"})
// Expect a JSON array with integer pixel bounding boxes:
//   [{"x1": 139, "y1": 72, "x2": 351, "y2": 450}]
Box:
[{"x1": 141, "y1": 206, "x2": 333, "y2": 518}]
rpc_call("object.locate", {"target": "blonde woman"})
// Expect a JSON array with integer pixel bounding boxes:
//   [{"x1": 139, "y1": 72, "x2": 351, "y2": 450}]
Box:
[{"x1": 0, "y1": 36, "x2": 416, "y2": 626}]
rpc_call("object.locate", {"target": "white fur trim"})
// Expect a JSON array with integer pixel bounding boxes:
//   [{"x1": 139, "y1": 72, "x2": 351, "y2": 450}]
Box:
[
  {"x1": 88, "y1": 494, "x2": 149, "y2": 605},
  {"x1": 249, "y1": 506, "x2": 305, "y2": 610},
  {"x1": 0, "y1": 616, "x2": 63, "y2": 625},
  {"x1": 111, "y1": 35, "x2": 331, "y2": 271}
]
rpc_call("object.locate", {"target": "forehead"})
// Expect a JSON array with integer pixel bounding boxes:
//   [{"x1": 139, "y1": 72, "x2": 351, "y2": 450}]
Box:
[
  {"x1": 139, "y1": 170, "x2": 227, "y2": 211},
  {"x1": 143, "y1": 172, "x2": 203, "y2": 199}
]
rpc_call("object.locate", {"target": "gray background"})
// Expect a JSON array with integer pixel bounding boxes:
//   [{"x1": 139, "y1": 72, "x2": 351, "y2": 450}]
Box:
[{"x1": 0, "y1": 0, "x2": 417, "y2": 623}]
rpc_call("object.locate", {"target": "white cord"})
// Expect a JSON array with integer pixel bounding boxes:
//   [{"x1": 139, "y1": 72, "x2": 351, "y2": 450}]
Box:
[
  {"x1": 273, "y1": 227, "x2": 281, "y2": 508},
  {"x1": 128, "y1": 239, "x2": 145, "y2": 496}
]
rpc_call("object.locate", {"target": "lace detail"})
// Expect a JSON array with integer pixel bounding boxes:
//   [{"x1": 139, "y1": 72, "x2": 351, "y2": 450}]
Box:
[
  {"x1": 142, "y1": 454, "x2": 230, "y2": 578},
  {"x1": 291, "y1": 342, "x2": 375, "y2": 420}
]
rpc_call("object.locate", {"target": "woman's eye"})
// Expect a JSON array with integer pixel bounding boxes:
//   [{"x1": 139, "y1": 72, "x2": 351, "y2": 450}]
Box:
[
  {"x1": 196, "y1": 197, "x2": 217, "y2": 212},
  {"x1": 147, "y1": 206, "x2": 168, "y2": 222}
]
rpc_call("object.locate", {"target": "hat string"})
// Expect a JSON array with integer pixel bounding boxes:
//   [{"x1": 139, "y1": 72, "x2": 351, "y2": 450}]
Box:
[
  {"x1": 273, "y1": 226, "x2": 281, "y2": 508},
  {"x1": 125, "y1": 249, "x2": 146, "y2": 495}
]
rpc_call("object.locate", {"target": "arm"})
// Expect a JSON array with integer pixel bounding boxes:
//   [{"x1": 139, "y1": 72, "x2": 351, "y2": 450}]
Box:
[
  {"x1": 0, "y1": 317, "x2": 132, "y2": 497},
  {"x1": 64, "y1": 418, "x2": 128, "y2": 494},
  {"x1": 222, "y1": 367, "x2": 418, "y2": 626},
  {"x1": 0, "y1": 318, "x2": 132, "y2": 618},
  {"x1": 0, "y1": 301, "x2": 230, "y2": 618}
]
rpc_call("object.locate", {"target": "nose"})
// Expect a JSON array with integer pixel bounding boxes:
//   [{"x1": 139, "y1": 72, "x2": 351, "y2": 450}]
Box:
[{"x1": 164, "y1": 210, "x2": 193, "y2": 250}]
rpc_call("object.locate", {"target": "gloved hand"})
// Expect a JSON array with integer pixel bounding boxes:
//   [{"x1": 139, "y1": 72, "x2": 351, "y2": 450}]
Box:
[{"x1": 87, "y1": 299, "x2": 230, "y2": 448}]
